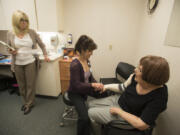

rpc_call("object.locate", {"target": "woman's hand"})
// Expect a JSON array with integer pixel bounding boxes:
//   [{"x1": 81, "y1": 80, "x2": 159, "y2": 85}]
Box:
[
  {"x1": 8, "y1": 49, "x2": 17, "y2": 55},
  {"x1": 110, "y1": 107, "x2": 149, "y2": 130},
  {"x1": 44, "y1": 55, "x2": 50, "y2": 62},
  {"x1": 98, "y1": 86, "x2": 108, "y2": 94},
  {"x1": 99, "y1": 87, "x2": 107, "y2": 93},
  {"x1": 91, "y1": 83, "x2": 104, "y2": 92},
  {"x1": 110, "y1": 107, "x2": 122, "y2": 115}
]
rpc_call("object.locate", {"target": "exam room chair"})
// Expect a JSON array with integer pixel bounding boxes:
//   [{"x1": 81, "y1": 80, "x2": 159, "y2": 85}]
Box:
[
  {"x1": 100, "y1": 62, "x2": 153, "y2": 135},
  {"x1": 59, "y1": 92, "x2": 77, "y2": 127},
  {"x1": 100, "y1": 62, "x2": 135, "y2": 84}
]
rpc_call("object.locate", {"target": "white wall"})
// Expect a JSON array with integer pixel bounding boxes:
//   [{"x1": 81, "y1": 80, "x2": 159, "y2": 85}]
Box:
[
  {"x1": 56, "y1": 0, "x2": 64, "y2": 32},
  {"x1": 0, "y1": 0, "x2": 7, "y2": 30},
  {"x1": 135, "y1": 0, "x2": 180, "y2": 135},
  {"x1": 164, "y1": 0, "x2": 180, "y2": 47},
  {"x1": 63, "y1": 0, "x2": 144, "y2": 80}
]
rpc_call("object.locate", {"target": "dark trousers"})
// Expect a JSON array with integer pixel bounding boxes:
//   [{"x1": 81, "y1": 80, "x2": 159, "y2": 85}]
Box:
[{"x1": 68, "y1": 91, "x2": 108, "y2": 135}]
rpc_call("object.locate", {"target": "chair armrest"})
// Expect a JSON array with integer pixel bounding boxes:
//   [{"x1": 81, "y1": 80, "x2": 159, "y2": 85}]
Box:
[
  {"x1": 108, "y1": 120, "x2": 154, "y2": 135},
  {"x1": 108, "y1": 120, "x2": 134, "y2": 130},
  {"x1": 100, "y1": 78, "x2": 121, "y2": 85}
]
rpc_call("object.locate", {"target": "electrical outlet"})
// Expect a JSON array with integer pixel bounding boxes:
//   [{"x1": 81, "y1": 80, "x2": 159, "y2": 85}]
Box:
[{"x1": 109, "y1": 44, "x2": 112, "y2": 50}]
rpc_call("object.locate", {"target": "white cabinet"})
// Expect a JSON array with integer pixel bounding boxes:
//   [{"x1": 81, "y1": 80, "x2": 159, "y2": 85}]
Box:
[
  {"x1": 36, "y1": 58, "x2": 61, "y2": 97},
  {"x1": 0, "y1": 2, "x2": 8, "y2": 30},
  {"x1": 0, "y1": 0, "x2": 37, "y2": 30},
  {"x1": 0, "y1": 0, "x2": 64, "y2": 31},
  {"x1": 35, "y1": 0, "x2": 64, "y2": 31}
]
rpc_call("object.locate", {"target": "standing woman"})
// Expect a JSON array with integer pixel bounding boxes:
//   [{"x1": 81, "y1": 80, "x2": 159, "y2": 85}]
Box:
[
  {"x1": 7, "y1": 10, "x2": 49, "y2": 115},
  {"x1": 68, "y1": 35, "x2": 105, "y2": 135}
]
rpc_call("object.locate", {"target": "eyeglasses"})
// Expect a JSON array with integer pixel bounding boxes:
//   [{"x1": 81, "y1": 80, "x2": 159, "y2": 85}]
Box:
[
  {"x1": 136, "y1": 66, "x2": 142, "y2": 72},
  {"x1": 20, "y1": 18, "x2": 28, "y2": 22}
]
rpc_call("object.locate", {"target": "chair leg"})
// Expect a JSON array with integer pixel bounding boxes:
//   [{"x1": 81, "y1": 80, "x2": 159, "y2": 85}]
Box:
[
  {"x1": 60, "y1": 105, "x2": 77, "y2": 127},
  {"x1": 60, "y1": 105, "x2": 68, "y2": 127}
]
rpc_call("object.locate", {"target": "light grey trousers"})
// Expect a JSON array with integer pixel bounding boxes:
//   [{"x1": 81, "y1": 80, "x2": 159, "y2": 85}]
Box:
[
  {"x1": 88, "y1": 94, "x2": 125, "y2": 135},
  {"x1": 14, "y1": 61, "x2": 36, "y2": 107}
]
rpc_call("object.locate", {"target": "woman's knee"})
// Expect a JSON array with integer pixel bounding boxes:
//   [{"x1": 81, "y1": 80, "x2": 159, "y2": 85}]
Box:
[
  {"x1": 88, "y1": 99, "x2": 100, "y2": 108},
  {"x1": 88, "y1": 107, "x2": 110, "y2": 124},
  {"x1": 88, "y1": 108, "x2": 99, "y2": 120},
  {"x1": 87, "y1": 100, "x2": 93, "y2": 108}
]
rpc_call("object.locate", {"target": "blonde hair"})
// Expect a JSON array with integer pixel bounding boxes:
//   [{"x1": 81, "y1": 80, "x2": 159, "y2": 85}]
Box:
[{"x1": 12, "y1": 10, "x2": 29, "y2": 35}]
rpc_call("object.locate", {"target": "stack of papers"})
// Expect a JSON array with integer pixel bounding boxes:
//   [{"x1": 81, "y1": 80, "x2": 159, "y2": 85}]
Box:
[{"x1": 0, "y1": 58, "x2": 11, "y2": 64}]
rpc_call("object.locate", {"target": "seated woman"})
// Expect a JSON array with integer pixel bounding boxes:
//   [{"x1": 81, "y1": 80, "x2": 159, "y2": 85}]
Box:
[
  {"x1": 68, "y1": 35, "x2": 106, "y2": 135},
  {"x1": 88, "y1": 55, "x2": 170, "y2": 135}
]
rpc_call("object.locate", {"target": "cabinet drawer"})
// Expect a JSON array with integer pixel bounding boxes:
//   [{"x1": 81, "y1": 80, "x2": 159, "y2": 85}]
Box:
[
  {"x1": 61, "y1": 80, "x2": 70, "y2": 94},
  {"x1": 59, "y1": 61, "x2": 71, "y2": 80},
  {"x1": 60, "y1": 61, "x2": 71, "y2": 69},
  {"x1": 60, "y1": 67, "x2": 70, "y2": 80}
]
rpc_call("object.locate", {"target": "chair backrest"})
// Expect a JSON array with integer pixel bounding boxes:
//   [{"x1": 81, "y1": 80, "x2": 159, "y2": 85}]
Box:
[{"x1": 115, "y1": 62, "x2": 135, "y2": 80}]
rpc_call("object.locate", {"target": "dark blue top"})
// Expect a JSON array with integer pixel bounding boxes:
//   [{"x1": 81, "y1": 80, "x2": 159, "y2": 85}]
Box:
[{"x1": 118, "y1": 75, "x2": 168, "y2": 126}]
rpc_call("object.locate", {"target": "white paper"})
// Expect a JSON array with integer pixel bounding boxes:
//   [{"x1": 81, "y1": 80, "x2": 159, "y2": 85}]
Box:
[{"x1": 0, "y1": 40, "x2": 15, "y2": 51}]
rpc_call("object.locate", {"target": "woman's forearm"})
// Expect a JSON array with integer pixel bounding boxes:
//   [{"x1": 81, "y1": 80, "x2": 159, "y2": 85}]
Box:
[
  {"x1": 104, "y1": 74, "x2": 134, "y2": 93},
  {"x1": 104, "y1": 84, "x2": 125, "y2": 93},
  {"x1": 117, "y1": 109, "x2": 149, "y2": 130}
]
